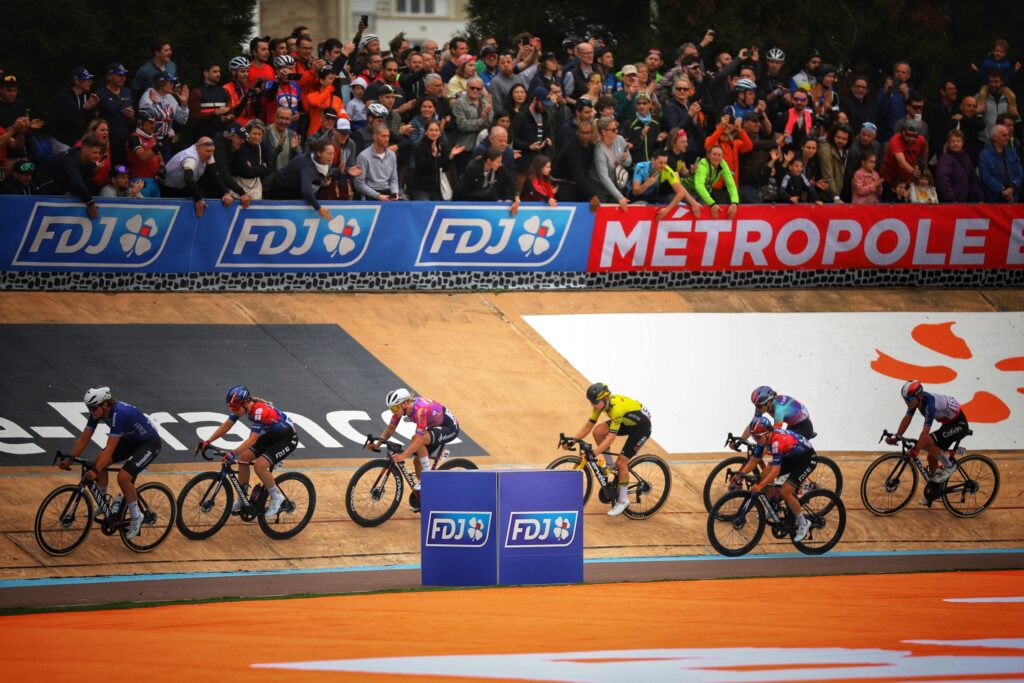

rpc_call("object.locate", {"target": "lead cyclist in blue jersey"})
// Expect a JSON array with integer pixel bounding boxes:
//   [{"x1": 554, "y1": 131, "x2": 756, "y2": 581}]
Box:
[
  {"x1": 58, "y1": 387, "x2": 161, "y2": 539},
  {"x1": 735, "y1": 386, "x2": 816, "y2": 447},
  {"x1": 886, "y1": 380, "x2": 967, "y2": 485}
]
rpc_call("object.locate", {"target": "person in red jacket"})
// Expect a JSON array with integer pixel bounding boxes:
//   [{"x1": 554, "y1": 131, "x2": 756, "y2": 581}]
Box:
[
  {"x1": 303, "y1": 67, "x2": 346, "y2": 138},
  {"x1": 705, "y1": 114, "x2": 753, "y2": 187}
]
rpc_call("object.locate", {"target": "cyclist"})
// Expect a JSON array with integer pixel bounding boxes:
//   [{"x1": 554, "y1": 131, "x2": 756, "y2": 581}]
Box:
[
  {"x1": 738, "y1": 416, "x2": 817, "y2": 542},
  {"x1": 736, "y1": 385, "x2": 816, "y2": 444},
  {"x1": 367, "y1": 388, "x2": 460, "y2": 513},
  {"x1": 200, "y1": 386, "x2": 298, "y2": 516},
  {"x1": 885, "y1": 380, "x2": 966, "y2": 485},
  {"x1": 58, "y1": 387, "x2": 161, "y2": 539},
  {"x1": 567, "y1": 382, "x2": 652, "y2": 517}
]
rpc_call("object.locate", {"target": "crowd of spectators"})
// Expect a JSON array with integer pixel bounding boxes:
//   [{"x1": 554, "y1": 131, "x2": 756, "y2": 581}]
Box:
[{"x1": 1, "y1": 25, "x2": 1022, "y2": 217}]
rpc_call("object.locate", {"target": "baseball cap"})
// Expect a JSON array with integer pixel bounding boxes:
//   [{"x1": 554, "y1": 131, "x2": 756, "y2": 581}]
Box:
[
  {"x1": 480, "y1": 45, "x2": 498, "y2": 56},
  {"x1": 681, "y1": 54, "x2": 701, "y2": 67},
  {"x1": 106, "y1": 63, "x2": 129, "y2": 75},
  {"x1": 621, "y1": 64, "x2": 638, "y2": 76},
  {"x1": 531, "y1": 87, "x2": 554, "y2": 106},
  {"x1": 112, "y1": 164, "x2": 130, "y2": 177},
  {"x1": 319, "y1": 65, "x2": 334, "y2": 79},
  {"x1": 152, "y1": 71, "x2": 178, "y2": 84},
  {"x1": 225, "y1": 123, "x2": 247, "y2": 138},
  {"x1": 542, "y1": 51, "x2": 558, "y2": 62},
  {"x1": 2, "y1": 74, "x2": 18, "y2": 87},
  {"x1": 335, "y1": 117, "x2": 351, "y2": 132},
  {"x1": 742, "y1": 111, "x2": 761, "y2": 122},
  {"x1": 13, "y1": 160, "x2": 34, "y2": 173},
  {"x1": 635, "y1": 92, "x2": 651, "y2": 103},
  {"x1": 322, "y1": 107, "x2": 338, "y2": 119},
  {"x1": 351, "y1": 76, "x2": 368, "y2": 89},
  {"x1": 70, "y1": 66, "x2": 95, "y2": 81},
  {"x1": 861, "y1": 122, "x2": 878, "y2": 132},
  {"x1": 456, "y1": 54, "x2": 475, "y2": 66},
  {"x1": 378, "y1": 84, "x2": 396, "y2": 96}
]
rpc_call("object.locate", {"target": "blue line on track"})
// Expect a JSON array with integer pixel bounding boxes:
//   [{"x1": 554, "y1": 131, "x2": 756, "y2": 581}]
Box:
[{"x1": 3, "y1": 547, "x2": 1021, "y2": 590}]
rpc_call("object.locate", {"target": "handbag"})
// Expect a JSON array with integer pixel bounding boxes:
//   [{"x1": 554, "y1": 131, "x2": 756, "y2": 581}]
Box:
[
  {"x1": 601, "y1": 144, "x2": 629, "y2": 193},
  {"x1": 439, "y1": 168, "x2": 453, "y2": 200}
]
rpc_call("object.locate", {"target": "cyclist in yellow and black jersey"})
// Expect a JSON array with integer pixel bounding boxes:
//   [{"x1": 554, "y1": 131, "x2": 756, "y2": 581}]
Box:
[{"x1": 566, "y1": 382, "x2": 652, "y2": 517}]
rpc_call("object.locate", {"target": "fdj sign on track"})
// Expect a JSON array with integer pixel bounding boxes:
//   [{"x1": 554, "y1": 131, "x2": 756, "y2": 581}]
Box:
[
  {"x1": 505, "y1": 511, "x2": 578, "y2": 548},
  {"x1": 426, "y1": 512, "x2": 492, "y2": 548},
  {"x1": 13, "y1": 202, "x2": 180, "y2": 267}
]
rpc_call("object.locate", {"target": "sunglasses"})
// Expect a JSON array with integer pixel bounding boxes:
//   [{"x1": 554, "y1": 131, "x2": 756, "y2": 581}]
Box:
[
  {"x1": 389, "y1": 404, "x2": 404, "y2": 413},
  {"x1": 793, "y1": 97, "x2": 808, "y2": 102},
  {"x1": 675, "y1": 86, "x2": 689, "y2": 91},
  {"x1": 468, "y1": 86, "x2": 483, "y2": 91}
]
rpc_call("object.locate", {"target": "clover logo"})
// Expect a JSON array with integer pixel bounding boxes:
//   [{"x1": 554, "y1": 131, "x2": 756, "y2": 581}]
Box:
[
  {"x1": 517, "y1": 216, "x2": 556, "y2": 256},
  {"x1": 322, "y1": 216, "x2": 361, "y2": 257},
  {"x1": 552, "y1": 516, "x2": 572, "y2": 541},
  {"x1": 119, "y1": 215, "x2": 158, "y2": 256},
  {"x1": 466, "y1": 517, "x2": 485, "y2": 542}
]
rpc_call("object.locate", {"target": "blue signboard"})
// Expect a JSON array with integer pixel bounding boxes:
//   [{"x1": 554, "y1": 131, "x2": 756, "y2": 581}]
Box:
[{"x1": 420, "y1": 470, "x2": 498, "y2": 587}]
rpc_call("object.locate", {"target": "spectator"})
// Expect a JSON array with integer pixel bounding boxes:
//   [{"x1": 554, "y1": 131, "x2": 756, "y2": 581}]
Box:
[
  {"x1": 188, "y1": 62, "x2": 232, "y2": 140},
  {"x1": 851, "y1": 151, "x2": 883, "y2": 204},
  {"x1": 876, "y1": 61, "x2": 913, "y2": 142},
  {"x1": 304, "y1": 68, "x2": 345, "y2": 138},
  {"x1": 422, "y1": 73, "x2": 456, "y2": 138},
  {"x1": 262, "y1": 55, "x2": 302, "y2": 129},
  {"x1": 810, "y1": 65, "x2": 839, "y2": 119},
  {"x1": 551, "y1": 119, "x2": 598, "y2": 204},
  {"x1": 126, "y1": 108, "x2": 162, "y2": 197},
  {"x1": 662, "y1": 78, "x2": 706, "y2": 161},
  {"x1": 0, "y1": 74, "x2": 29, "y2": 128},
  {"x1": 224, "y1": 57, "x2": 260, "y2": 127},
  {"x1": 520, "y1": 154, "x2": 558, "y2": 205},
  {"x1": 630, "y1": 149, "x2": 702, "y2": 219},
  {"x1": 0, "y1": 159, "x2": 35, "y2": 195},
  {"x1": 644, "y1": 48, "x2": 665, "y2": 84},
  {"x1": 737, "y1": 113, "x2": 778, "y2": 203},
  {"x1": 409, "y1": 97, "x2": 445, "y2": 147},
  {"x1": 723, "y1": 78, "x2": 760, "y2": 121},
  {"x1": 320, "y1": 117, "x2": 360, "y2": 199},
  {"x1": 684, "y1": 144, "x2": 739, "y2": 217},
  {"x1": 798, "y1": 137, "x2": 831, "y2": 202},
  {"x1": 594, "y1": 48, "x2": 621, "y2": 95},
  {"x1": 591, "y1": 116, "x2": 631, "y2": 208},
  {"x1": 367, "y1": 58, "x2": 410, "y2": 115},
  {"x1": 139, "y1": 71, "x2": 189, "y2": 159},
  {"x1": 896, "y1": 94, "x2": 929, "y2": 143},
  {"x1": 926, "y1": 80, "x2": 959, "y2": 156},
  {"x1": 160, "y1": 137, "x2": 234, "y2": 217},
  {"x1": 971, "y1": 39, "x2": 1018, "y2": 85},
  {"x1": 839, "y1": 75, "x2": 878, "y2": 135},
  {"x1": 308, "y1": 107, "x2": 341, "y2": 147},
  {"x1": 556, "y1": 97, "x2": 594, "y2": 151},
  {"x1": 445, "y1": 55, "x2": 477, "y2": 100},
  {"x1": 79, "y1": 118, "x2": 112, "y2": 192},
  {"x1": 210, "y1": 125, "x2": 254, "y2": 207},
  {"x1": 267, "y1": 137, "x2": 336, "y2": 218},
  {"x1": 505, "y1": 83, "x2": 529, "y2": 117},
  {"x1": 132, "y1": 39, "x2": 177, "y2": 96},
  {"x1": 346, "y1": 77, "x2": 369, "y2": 130},
  {"x1": 779, "y1": 157, "x2": 820, "y2": 204},
  {"x1": 269, "y1": 38, "x2": 288, "y2": 60},
  {"x1": 440, "y1": 37, "x2": 470, "y2": 83},
  {"x1": 612, "y1": 64, "x2": 643, "y2": 123},
  {"x1": 908, "y1": 169, "x2": 938, "y2": 204},
  {"x1": 478, "y1": 45, "x2": 500, "y2": 87},
  {"x1": 758, "y1": 47, "x2": 790, "y2": 119},
  {"x1": 528, "y1": 51, "x2": 562, "y2": 94},
  {"x1": 453, "y1": 77, "x2": 492, "y2": 171},
  {"x1": 353, "y1": 125, "x2": 400, "y2": 200},
  {"x1": 844, "y1": 122, "x2": 881, "y2": 200},
  {"x1": 818, "y1": 124, "x2": 852, "y2": 203},
  {"x1": 291, "y1": 36, "x2": 327, "y2": 101},
  {"x1": 976, "y1": 70, "x2": 1019, "y2": 142},
  {"x1": 625, "y1": 93, "x2": 664, "y2": 165},
  {"x1": 978, "y1": 124, "x2": 1023, "y2": 202},
  {"x1": 936, "y1": 129, "x2": 981, "y2": 203},
  {"x1": 790, "y1": 49, "x2": 822, "y2": 93},
  {"x1": 945, "y1": 96, "x2": 985, "y2": 163},
  {"x1": 99, "y1": 164, "x2": 144, "y2": 198},
  {"x1": 665, "y1": 127, "x2": 692, "y2": 178},
  {"x1": 231, "y1": 121, "x2": 272, "y2": 200},
  {"x1": 54, "y1": 67, "x2": 100, "y2": 146},
  {"x1": 881, "y1": 120, "x2": 927, "y2": 195},
  {"x1": 705, "y1": 114, "x2": 753, "y2": 187},
  {"x1": 511, "y1": 87, "x2": 554, "y2": 176},
  {"x1": 409, "y1": 119, "x2": 462, "y2": 200},
  {"x1": 563, "y1": 43, "x2": 595, "y2": 105},
  {"x1": 97, "y1": 63, "x2": 135, "y2": 166},
  {"x1": 265, "y1": 108, "x2": 300, "y2": 172},
  {"x1": 582, "y1": 72, "x2": 604, "y2": 107},
  {"x1": 32, "y1": 135, "x2": 103, "y2": 218},
  {"x1": 358, "y1": 53, "x2": 384, "y2": 84},
  {"x1": 458, "y1": 146, "x2": 519, "y2": 209},
  {"x1": 354, "y1": 103, "x2": 389, "y2": 154},
  {"x1": 247, "y1": 36, "x2": 276, "y2": 87},
  {"x1": 775, "y1": 86, "x2": 813, "y2": 148}
]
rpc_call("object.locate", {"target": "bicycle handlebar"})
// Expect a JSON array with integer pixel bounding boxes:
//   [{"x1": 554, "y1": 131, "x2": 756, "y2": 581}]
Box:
[
  {"x1": 52, "y1": 451, "x2": 115, "y2": 472},
  {"x1": 879, "y1": 429, "x2": 918, "y2": 447},
  {"x1": 364, "y1": 434, "x2": 403, "y2": 455},
  {"x1": 725, "y1": 432, "x2": 756, "y2": 452}
]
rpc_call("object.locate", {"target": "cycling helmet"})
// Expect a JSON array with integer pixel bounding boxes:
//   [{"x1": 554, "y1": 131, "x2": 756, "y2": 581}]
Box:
[
  {"x1": 751, "y1": 385, "x2": 776, "y2": 406},
  {"x1": 226, "y1": 385, "x2": 250, "y2": 407},
  {"x1": 84, "y1": 386, "x2": 112, "y2": 409},
  {"x1": 749, "y1": 415, "x2": 773, "y2": 438},
  {"x1": 367, "y1": 102, "x2": 389, "y2": 119},
  {"x1": 135, "y1": 107, "x2": 158, "y2": 122},
  {"x1": 766, "y1": 47, "x2": 785, "y2": 62},
  {"x1": 734, "y1": 78, "x2": 757, "y2": 91},
  {"x1": 386, "y1": 387, "x2": 412, "y2": 408},
  {"x1": 901, "y1": 380, "x2": 924, "y2": 402},
  {"x1": 229, "y1": 56, "x2": 251, "y2": 70},
  {"x1": 586, "y1": 382, "x2": 611, "y2": 404},
  {"x1": 273, "y1": 54, "x2": 296, "y2": 69}
]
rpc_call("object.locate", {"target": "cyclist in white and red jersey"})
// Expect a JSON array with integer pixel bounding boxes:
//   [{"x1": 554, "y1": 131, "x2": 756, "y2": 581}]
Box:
[
  {"x1": 200, "y1": 385, "x2": 298, "y2": 516},
  {"x1": 885, "y1": 380, "x2": 968, "y2": 484}
]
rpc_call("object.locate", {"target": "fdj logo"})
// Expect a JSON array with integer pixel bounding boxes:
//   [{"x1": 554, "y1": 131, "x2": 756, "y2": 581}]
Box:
[
  {"x1": 426, "y1": 511, "x2": 492, "y2": 548},
  {"x1": 416, "y1": 206, "x2": 576, "y2": 267},
  {"x1": 216, "y1": 206, "x2": 380, "y2": 268},
  {"x1": 505, "y1": 511, "x2": 579, "y2": 548},
  {"x1": 13, "y1": 202, "x2": 180, "y2": 267}
]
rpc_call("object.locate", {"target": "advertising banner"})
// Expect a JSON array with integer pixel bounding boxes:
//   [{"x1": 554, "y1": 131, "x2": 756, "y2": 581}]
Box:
[{"x1": 421, "y1": 470, "x2": 499, "y2": 587}]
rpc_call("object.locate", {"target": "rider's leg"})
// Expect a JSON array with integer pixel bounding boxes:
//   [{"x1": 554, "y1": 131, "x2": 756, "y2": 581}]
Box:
[
  {"x1": 918, "y1": 432, "x2": 950, "y2": 472},
  {"x1": 592, "y1": 423, "x2": 615, "y2": 469},
  {"x1": 253, "y1": 456, "x2": 276, "y2": 490},
  {"x1": 615, "y1": 454, "x2": 630, "y2": 504},
  {"x1": 116, "y1": 468, "x2": 138, "y2": 504},
  {"x1": 235, "y1": 446, "x2": 254, "y2": 486},
  {"x1": 781, "y1": 481, "x2": 803, "y2": 519}
]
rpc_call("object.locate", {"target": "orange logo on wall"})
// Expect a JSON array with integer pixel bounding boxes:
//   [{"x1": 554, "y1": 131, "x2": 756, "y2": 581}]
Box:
[{"x1": 871, "y1": 321, "x2": 1023, "y2": 423}]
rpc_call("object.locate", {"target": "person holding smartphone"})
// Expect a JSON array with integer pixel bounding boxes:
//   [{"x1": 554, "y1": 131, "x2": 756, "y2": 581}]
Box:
[{"x1": 54, "y1": 67, "x2": 101, "y2": 146}]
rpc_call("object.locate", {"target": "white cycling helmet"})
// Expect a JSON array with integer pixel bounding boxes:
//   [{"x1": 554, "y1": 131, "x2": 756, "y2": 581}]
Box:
[
  {"x1": 734, "y1": 78, "x2": 757, "y2": 91},
  {"x1": 84, "y1": 386, "x2": 112, "y2": 409},
  {"x1": 766, "y1": 47, "x2": 786, "y2": 62},
  {"x1": 386, "y1": 387, "x2": 412, "y2": 408},
  {"x1": 229, "y1": 56, "x2": 251, "y2": 71},
  {"x1": 367, "y1": 102, "x2": 389, "y2": 119},
  {"x1": 274, "y1": 54, "x2": 296, "y2": 69}
]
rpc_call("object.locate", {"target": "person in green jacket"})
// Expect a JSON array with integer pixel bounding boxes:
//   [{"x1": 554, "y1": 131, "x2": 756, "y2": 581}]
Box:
[{"x1": 684, "y1": 144, "x2": 739, "y2": 218}]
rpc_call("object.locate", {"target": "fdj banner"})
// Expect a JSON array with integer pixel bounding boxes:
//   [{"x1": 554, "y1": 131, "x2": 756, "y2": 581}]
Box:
[{"x1": 588, "y1": 205, "x2": 1024, "y2": 271}]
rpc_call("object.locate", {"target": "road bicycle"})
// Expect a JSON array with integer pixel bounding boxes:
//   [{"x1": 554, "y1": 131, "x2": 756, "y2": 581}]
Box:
[
  {"x1": 176, "y1": 445, "x2": 316, "y2": 540},
  {"x1": 703, "y1": 433, "x2": 844, "y2": 513},
  {"x1": 707, "y1": 471, "x2": 846, "y2": 557},
  {"x1": 34, "y1": 453, "x2": 175, "y2": 556},
  {"x1": 860, "y1": 429, "x2": 999, "y2": 517},
  {"x1": 345, "y1": 434, "x2": 478, "y2": 527},
  {"x1": 546, "y1": 434, "x2": 672, "y2": 519}
]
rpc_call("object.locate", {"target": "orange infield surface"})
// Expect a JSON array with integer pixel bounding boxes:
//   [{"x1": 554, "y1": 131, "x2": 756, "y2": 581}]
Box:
[{"x1": 4, "y1": 571, "x2": 1024, "y2": 682}]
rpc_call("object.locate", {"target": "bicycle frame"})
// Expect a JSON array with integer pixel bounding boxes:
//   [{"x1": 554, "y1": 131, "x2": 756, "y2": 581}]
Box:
[
  {"x1": 878, "y1": 429, "x2": 968, "y2": 500},
  {"x1": 195, "y1": 446, "x2": 269, "y2": 516},
  {"x1": 56, "y1": 455, "x2": 126, "y2": 531}
]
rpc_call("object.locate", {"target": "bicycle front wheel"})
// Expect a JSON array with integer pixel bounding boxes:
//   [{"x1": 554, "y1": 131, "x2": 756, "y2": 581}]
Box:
[
  {"x1": 176, "y1": 472, "x2": 233, "y2": 540},
  {"x1": 122, "y1": 482, "x2": 176, "y2": 552},
  {"x1": 860, "y1": 453, "x2": 918, "y2": 515},
  {"x1": 438, "y1": 458, "x2": 479, "y2": 470},
  {"x1": 346, "y1": 459, "x2": 402, "y2": 527},
  {"x1": 702, "y1": 455, "x2": 748, "y2": 512},
  {"x1": 546, "y1": 455, "x2": 593, "y2": 505},
  {"x1": 35, "y1": 485, "x2": 93, "y2": 556},
  {"x1": 259, "y1": 472, "x2": 316, "y2": 539},
  {"x1": 942, "y1": 454, "x2": 1000, "y2": 518},
  {"x1": 707, "y1": 491, "x2": 765, "y2": 557},
  {"x1": 793, "y1": 489, "x2": 846, "y2": 555},
  {"x1": 801, "y1": 455, "x2": 844, "y2": 498},
  {"x1": 623, "y1": 454, "x2": 672, "y2": 519}
]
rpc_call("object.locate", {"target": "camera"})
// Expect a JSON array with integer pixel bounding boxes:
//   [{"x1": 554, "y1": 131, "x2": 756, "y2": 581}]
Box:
[
  {"x1": 287, "y1": 73, "x2": 302, "y2": 81},
  {"x1": 361, "y1": 14, "x2": 368, "y2": 26}
]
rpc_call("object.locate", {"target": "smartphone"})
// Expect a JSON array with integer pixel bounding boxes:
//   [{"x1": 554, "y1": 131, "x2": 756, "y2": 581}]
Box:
[
  {"x1": 288, "y1": 72, "x2": 302, "y2": 81},
  {"x1": 361, "y1": 14, "x2": 368, "y2": 25},
  {"x1": 25, "y1": 108, "x2": 32, "y2": 120}
]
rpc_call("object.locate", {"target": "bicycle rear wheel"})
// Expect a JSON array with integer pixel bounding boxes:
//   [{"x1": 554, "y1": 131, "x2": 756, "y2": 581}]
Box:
[
  {"x1": 546, "y1": 455, "x2": 593, "y2": 505},
  {"x1": 623, "y1": 454, "x2": 672, "y2": 519},
  {"x1": 800, "y1": 456, "x2": 844, "y2": 499},
  {"x1": 438, "y1": 458, "x2": 479, "y2": 470},
  {"x1": 259, "y1": 472, "x2": 317, "y2": 539},
  {"x1": 702, "y1": 455, "x2": 748, "y2": 512},
  {"x1": 346, "y1": 459, "x2": 402, "y2": 527},
  {"x1": 860, "y1": 453, "x2": 918, "y2": 515},
  {"x1": 942, "y1": 454, "x2": 1000, "y2": 518},
  {"x1": 707, "y1": 491, "x2": 765, "y2": 557},
  {"x1": 35, "y1": 485, "x2": 93, "y2": 556},
  {"x1": 176, "y1": 472, "x2": 233, "y2": 540},
  {"x1": 122, "y1": 482, "x2": 176, "y2": 552},
  {"x1": 793, "y1": 490, "x2": 846, "y2": 555}
]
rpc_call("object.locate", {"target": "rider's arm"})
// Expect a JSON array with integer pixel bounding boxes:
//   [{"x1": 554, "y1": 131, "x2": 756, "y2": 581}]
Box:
[
  {"x1": 92, "y1": 435, "x2": 121, "y2": 472},
  {"x1": 753, "y1": 463, "x2": 780, "y2": 492},
  {"x1": 398, "y1": 432, "x2": 429, "y2": 461},
  {"x1": 592, "y1": 430, "x2": 616, "y2": 458},
  {"x1": 204, "y1": 410, "x2": 243, "y2": 445},
  {"x1": 572, "y1": 420, "x2": 595, "y2": 441},
  {"x1": 894, "y1": 413, "x2": 913, "y2": 438},
  {"x1": 68, "y1": 427, "x2": 95, "y2": 458}
]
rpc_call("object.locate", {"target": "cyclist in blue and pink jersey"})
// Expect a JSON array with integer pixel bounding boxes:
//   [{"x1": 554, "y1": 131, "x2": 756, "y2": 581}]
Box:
[
  {"x1": 368, "y1": 387, "x2": 460, "y2": 512},
  {"x1": 737, "y1": 385, "x2": 816, "y2": 443},
  {"x1": 200, "y1": 385, "x2": 298, "y2": 516},
  {"x1": 734, "y1": 416, "x2": 818, "y2": 542},
  {"x1": 885, "y1": 380, "x2": 968, "y2": 485}
]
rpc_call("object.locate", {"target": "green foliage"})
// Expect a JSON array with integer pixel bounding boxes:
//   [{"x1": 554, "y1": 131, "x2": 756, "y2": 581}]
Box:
[{"x1": 1, "y1": 0, "x2": 257, "y2": 120}]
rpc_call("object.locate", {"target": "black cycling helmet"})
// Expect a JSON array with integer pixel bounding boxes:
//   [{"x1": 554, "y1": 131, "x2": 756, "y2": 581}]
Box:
[{"x1": 586, "y1": 382, "x2": 610, "y2": 404}]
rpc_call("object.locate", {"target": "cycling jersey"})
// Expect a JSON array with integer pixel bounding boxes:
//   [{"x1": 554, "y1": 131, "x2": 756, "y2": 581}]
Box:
[
  {"x1": 229, "y1": 400, "x2": 292, "y2": 434},
  {"x1": 754, "y1": 428, "x2": 813, "y2": 467},
  {"x1": 907, "y1": 392, "x2": 962, "y2": 428},
  {"x1": 754, "y1": 394, "x2": 810, "y2": 428},
  {"x1": 390, "y1": 396, "x2": 450, "y2": 436},
  {"x1": 86, "y1": 401, "x2": 159, "y2": 443},
  {"x1": 589, "y1": 394, "x2": 651, "y2": 435}
]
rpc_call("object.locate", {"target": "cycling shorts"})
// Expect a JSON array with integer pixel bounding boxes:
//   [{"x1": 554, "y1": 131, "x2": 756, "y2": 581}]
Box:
[
  {"x1": 932, "y1": 412, "x2": 969, "y2": 450},
  {"x1": 787, "y1": 419, "x2": 816, "y2": 441},
  {"x1": 779, "y1": 449, "x2": 817, "y2": 490},
  {"x1": 614, "y1": 413, "x2": 652, "y2": 459},
  {"x1": 111, "y1": 437, "x2": 161, "y2": 479},
  {"x1": 426, "y1": 410, "x2": 460, "y2": 458},
  {"x1": 252, "y1": 425, "x2": 298, "y2": 467}
]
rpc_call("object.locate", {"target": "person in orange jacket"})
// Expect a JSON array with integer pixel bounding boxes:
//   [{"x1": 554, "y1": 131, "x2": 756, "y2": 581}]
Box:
[
  {"x1": 303, "y1": 67, "x2": 346, "y2": 138},
  {"x1": 704, "y1": 114, "x2": 753, "y2": 188}
]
